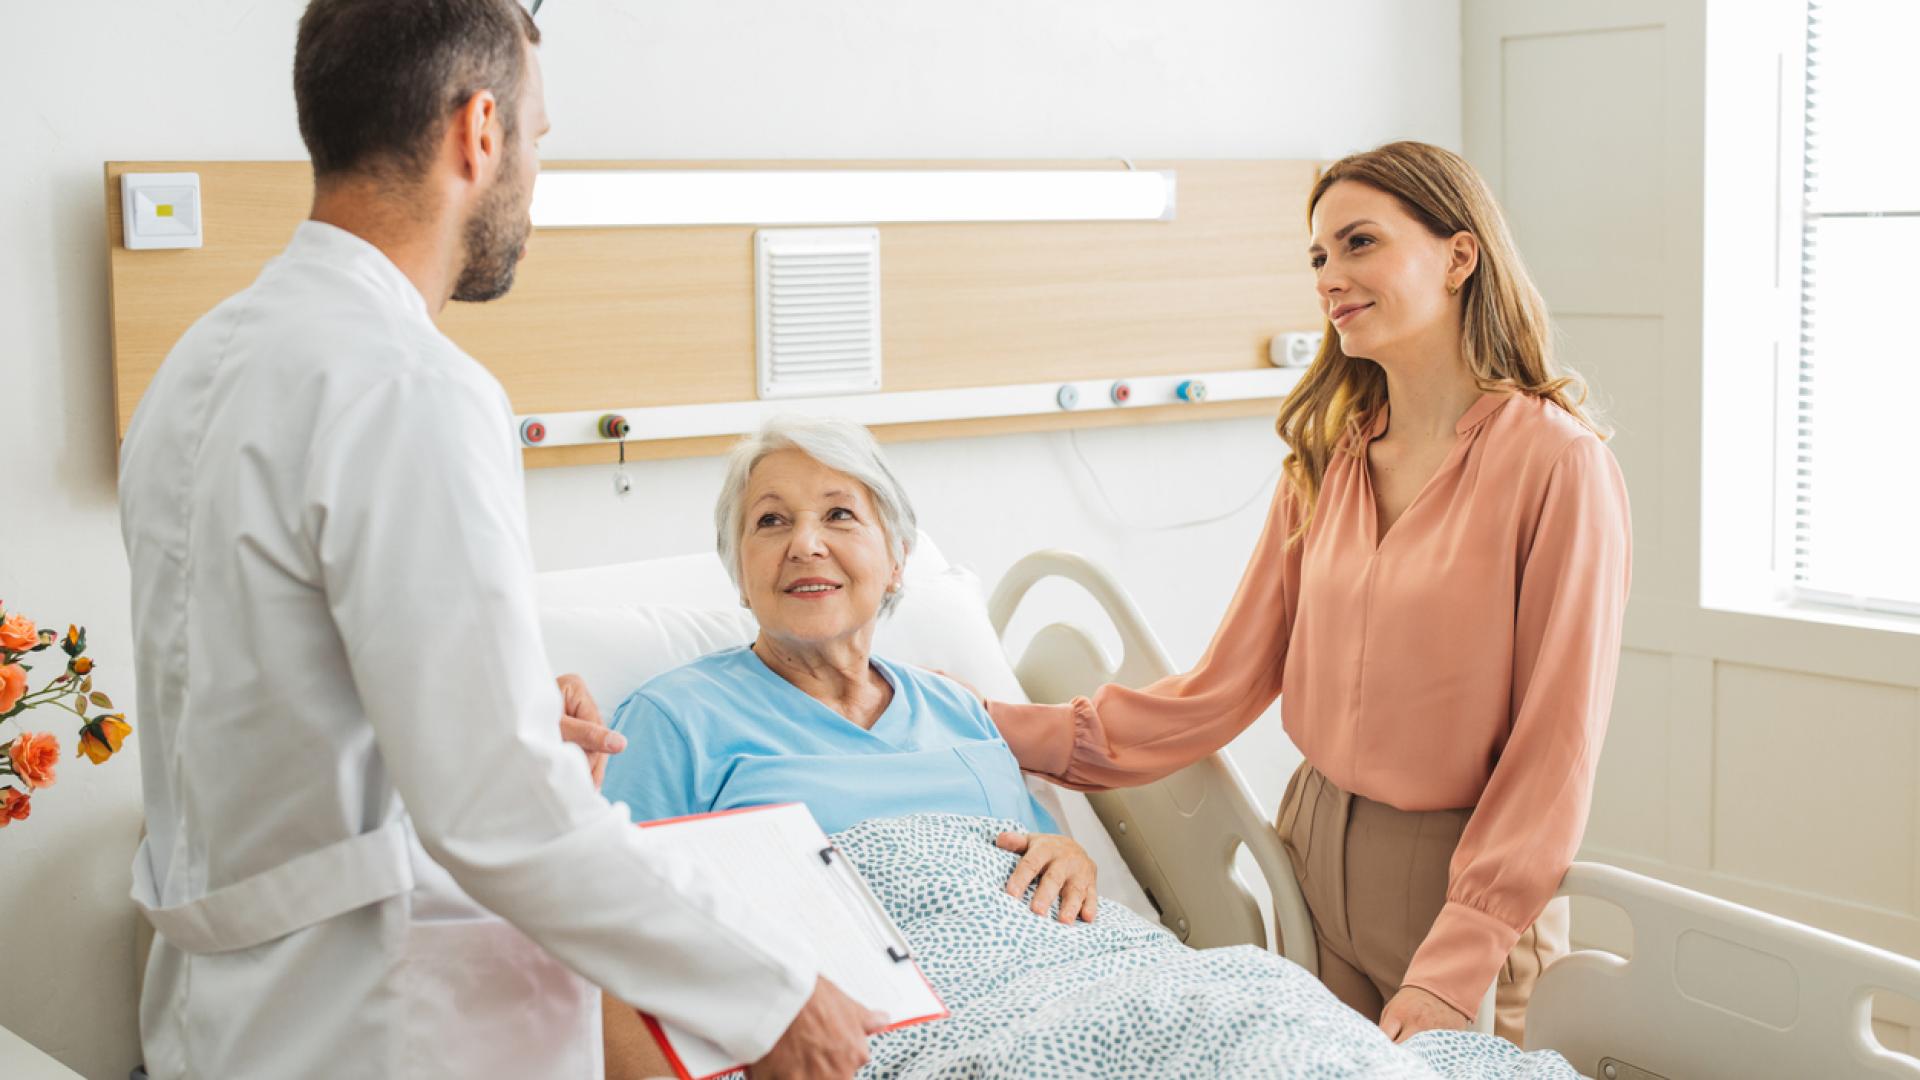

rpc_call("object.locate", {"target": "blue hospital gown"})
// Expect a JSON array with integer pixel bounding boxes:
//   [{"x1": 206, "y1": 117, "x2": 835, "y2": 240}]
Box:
[{"x1": 602, "y1": 646, "x2": 1058, "y2": 835}]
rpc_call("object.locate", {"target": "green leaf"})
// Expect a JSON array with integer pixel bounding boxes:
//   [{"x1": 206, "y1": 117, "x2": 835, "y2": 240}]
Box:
[
  {"x1": 89, "y1": 692, "x2": 112, "y2": 709},
  {"x1": 81, "y1": 677, "x2": 92, "y2": 694},
  {"x1": 73, "y1": 695, "x2": 87, "y2": 716}
]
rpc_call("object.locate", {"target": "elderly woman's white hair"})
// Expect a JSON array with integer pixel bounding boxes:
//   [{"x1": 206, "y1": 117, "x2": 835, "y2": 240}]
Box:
[{"x1": 715, "y1": 415, "x2": 918, "y2": 616}]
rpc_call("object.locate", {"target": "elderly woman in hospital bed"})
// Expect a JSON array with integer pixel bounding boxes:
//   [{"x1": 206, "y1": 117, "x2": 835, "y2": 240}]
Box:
[
  {"x1": 600, "y1": 414, "x2": 1100, "y2": 922},
  {"x1": 596, "y1": 415, "x2": 1579, "y2": 1079}
]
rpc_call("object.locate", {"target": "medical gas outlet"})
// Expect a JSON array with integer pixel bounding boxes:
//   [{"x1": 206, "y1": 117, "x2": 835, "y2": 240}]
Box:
[
  {"x1": 514, "y1": 367, "x2": 1307, "y2": 449},
  {"x1": 1270, "y1": 332, "x2": 1324, "y2": 368}
]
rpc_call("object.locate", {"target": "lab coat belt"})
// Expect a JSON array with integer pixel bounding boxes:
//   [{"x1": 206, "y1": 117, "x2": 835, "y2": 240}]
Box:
[{"x1": 133, "y1": 819, "x2": 416, "y2": 954}]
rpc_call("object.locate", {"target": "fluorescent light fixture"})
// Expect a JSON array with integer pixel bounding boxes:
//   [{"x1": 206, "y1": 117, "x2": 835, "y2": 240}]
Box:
[{"x1": 529, "y1": 169, "x2": 1176, "y2": 227}]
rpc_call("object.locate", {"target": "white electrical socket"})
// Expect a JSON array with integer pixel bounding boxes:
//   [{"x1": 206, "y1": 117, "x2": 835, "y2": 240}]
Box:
[{"x1": 1269, "y1": 331, "x2": 1324, "y2": 368}]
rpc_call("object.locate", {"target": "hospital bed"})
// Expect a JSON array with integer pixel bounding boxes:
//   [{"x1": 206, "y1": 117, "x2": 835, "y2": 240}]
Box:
[
  {"x1": 530, "y1": 536, "x2": 1920, "y2": 1079},
  {"x1": 128, "y1": 538, "x2": 1920, "y2": 1079}
]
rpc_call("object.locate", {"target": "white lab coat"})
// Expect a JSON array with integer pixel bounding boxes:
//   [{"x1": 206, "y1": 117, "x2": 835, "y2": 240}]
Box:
[{"x1": 119, "y1": 222, "x2": 814, "y2": 1079}]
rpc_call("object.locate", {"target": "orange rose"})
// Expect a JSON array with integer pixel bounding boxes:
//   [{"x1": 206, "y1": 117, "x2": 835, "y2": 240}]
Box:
[
  {"x1": 68, "y1": 656, "x2": 93, "y2": 676},
  {"x1": 78, "y1": 716, "x2": 132, "y2": 765},
  {"x1": 0, "y1": 613, "x2": 36, "y2": 652},
  {"x1": 0, "y1": 664, "x2": 25, "y2": 714},
  {"x1": 8, "y1": 731, "x2": 58, "y2": 789},
  {"x1": 0, "y1": 787, "x2": 29, "y2": 826}
]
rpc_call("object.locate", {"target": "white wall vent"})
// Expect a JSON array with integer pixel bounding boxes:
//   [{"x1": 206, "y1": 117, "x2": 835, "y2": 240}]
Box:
[{"x1": 755, "y1": 227, "x2": 882, "y2": 399}]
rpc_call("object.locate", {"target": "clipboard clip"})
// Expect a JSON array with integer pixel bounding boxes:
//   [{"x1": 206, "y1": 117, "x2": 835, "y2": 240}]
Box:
[{"x1": 817, "y1": 843, "x2": 911, "y2": 963}]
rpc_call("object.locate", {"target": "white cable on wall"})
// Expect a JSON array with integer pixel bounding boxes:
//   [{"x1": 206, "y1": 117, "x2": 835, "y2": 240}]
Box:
[{"x1": 1065, "y1": 427, "x2": 1282, "y2": 534}]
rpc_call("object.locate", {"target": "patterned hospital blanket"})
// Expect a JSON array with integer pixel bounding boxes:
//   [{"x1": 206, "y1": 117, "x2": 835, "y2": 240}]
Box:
[{"x1": 828, "y1": 813, "x2": 1579, "y2": 1080}]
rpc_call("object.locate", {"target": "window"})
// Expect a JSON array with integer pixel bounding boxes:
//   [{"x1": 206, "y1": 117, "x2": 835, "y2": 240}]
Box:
[{"x1": 1788, "y1": 0, "x2": 1920, "y2": 616}]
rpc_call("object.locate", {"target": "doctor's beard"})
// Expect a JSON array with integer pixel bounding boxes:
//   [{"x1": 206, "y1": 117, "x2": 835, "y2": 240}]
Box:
[{"x1": 452, "y1": 163, "x2": 532, "y2": 303}]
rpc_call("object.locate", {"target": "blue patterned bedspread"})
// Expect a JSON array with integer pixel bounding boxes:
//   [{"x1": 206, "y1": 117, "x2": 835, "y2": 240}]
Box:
[{"x1": 828, "y1": 813, "x2": 1579, "y2": 1079}]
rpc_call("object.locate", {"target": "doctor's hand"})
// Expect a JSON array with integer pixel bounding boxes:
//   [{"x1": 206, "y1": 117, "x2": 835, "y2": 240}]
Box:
[
  {"x1": 749, "y1": 976, "x2": 887, "y2": 1080},
  {"x1": 555, "y1": 673, "x2": 624, "y2": 789},
  {"x1": 1378, "y1": 985, "x2": 1469, "y2": 1043},
  {"x1": 998, "y1": 832, "x2": 1098, "y2": 923}
]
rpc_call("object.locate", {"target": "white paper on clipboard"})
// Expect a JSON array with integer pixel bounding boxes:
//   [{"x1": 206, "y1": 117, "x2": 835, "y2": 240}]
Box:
[{"x1": 634, "y1": 803, "x2": 946, "y2": 1080}]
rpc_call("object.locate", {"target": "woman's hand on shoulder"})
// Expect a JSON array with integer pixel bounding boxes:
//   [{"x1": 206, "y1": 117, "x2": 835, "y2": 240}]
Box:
[
  {"x1": 996, "y1": 831, "x2": 1098, "y2": 924},
  {"x1": 928, "y1": 667, "x2": 985, "y2": 705}
]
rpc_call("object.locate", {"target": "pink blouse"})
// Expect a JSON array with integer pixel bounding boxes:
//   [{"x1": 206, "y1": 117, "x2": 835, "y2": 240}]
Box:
[{"x1": 989, "y1": 391, "x2": 1632, "y2": 1017}]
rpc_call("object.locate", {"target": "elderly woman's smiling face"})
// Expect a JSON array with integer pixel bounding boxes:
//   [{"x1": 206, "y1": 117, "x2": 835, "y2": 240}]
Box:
[{"x1": 739, "y1": 448, "x2": 902, "y2": 649}]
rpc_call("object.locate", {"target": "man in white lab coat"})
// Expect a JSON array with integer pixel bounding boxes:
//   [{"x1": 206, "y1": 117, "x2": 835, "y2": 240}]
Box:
[{"x1": 118, "y1": 1, "x2": 884, "y2": 1076}]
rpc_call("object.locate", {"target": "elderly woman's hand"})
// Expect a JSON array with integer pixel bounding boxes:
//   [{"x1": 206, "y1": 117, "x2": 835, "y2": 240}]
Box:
[{"x1": 996, "y1": 832, "x2": 1098, "y2": 923}]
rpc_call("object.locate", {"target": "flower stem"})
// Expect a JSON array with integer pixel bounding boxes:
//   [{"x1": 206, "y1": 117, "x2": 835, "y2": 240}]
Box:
[
  {"x1": 2, "y1": 693, "x2": 84, "y2": 720},
  {"x1": 13, "y1": 684, "x2": 77, "y2": 709}
]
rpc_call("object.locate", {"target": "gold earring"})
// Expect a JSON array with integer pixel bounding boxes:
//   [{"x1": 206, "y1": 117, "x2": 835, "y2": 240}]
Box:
[{"x1": 1447, "y1": 280, "x2": 1459, "y2": 296}]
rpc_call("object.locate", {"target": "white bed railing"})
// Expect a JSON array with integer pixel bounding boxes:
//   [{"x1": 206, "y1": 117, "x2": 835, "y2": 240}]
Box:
[
  {"x1": 988, "y1": 550, "x2": 1315, "y2": 967},
  {"x1": 1533, "y1": 860, "x2": 1920, "y2": 1079}
]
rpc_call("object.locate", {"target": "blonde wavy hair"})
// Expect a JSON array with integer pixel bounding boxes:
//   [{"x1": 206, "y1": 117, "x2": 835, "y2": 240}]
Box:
[{"x1": 1277, "y1": 140, "x2": 1606, "y2": 541}]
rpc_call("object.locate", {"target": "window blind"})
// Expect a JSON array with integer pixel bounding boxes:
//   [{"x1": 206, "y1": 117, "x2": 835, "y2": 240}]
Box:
[{"x1": 1789, "y1": 0, "x2": 1920, "y2": 616}]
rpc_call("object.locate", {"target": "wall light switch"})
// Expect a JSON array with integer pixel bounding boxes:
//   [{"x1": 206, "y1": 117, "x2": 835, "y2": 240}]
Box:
[{"x1": 121, "y1": 172, "x2": 202, "y2": 250}]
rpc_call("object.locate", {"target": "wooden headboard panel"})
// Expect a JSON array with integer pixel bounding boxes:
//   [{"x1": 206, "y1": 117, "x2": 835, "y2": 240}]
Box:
[{"x1": 105, "y1": 160, "x2": 1323, "y2": 467}]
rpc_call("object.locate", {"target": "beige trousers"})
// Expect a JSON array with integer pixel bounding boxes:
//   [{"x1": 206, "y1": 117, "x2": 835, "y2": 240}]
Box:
[{"x1": 1275, "y1": 762, "x2": 1569, "y2": 1045}]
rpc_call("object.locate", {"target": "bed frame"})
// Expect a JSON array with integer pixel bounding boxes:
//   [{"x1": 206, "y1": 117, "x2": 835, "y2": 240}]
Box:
[{"x1": 990, "y1": 548, "x2": 1920, "y2": 1078}]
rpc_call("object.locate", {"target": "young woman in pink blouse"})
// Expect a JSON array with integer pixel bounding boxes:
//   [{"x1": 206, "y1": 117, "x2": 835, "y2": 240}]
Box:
[{"x1": 987, "y1": 141, "x2": 1632, "y2": 1045}]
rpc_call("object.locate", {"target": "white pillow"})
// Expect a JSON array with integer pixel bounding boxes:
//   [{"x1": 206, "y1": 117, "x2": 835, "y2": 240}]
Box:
[
  {"x1": 538, "y1": 603, "x2": 755, "y2": 714},
  {"x1": 872, "y1": 564, "x2": 1031, "y2": 706},
  {"x1": 536, "y1": 550, "x2": 739, "y2": 611}
]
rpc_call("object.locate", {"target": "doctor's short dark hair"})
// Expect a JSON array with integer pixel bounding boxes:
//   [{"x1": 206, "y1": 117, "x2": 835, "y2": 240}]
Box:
[{"x1": 294, "y1": 0, "x2": 540, "y2": 181}]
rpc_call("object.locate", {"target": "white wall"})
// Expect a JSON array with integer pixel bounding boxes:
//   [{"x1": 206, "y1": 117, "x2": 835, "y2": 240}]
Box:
[{"x1": 0, "y1": 1, "x2": 1460, "y2": 1075}]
